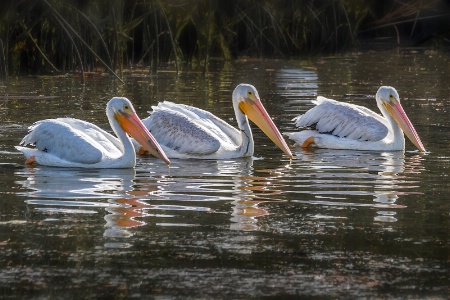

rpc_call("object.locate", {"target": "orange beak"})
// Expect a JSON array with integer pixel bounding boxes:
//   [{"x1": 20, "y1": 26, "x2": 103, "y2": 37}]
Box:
[
  {"x1": 383, "y1": 101, "x2": 426, "y2": 152},
  {"x1": 239, "y1": 99, "x2": 293, "y2": 159},
  {"x1": 115, "y1": 110, "x2": 171, "y2": 165}
]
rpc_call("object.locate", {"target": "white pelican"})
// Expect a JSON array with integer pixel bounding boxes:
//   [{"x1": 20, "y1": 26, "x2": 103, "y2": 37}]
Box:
[
  {"x1": 16, "y1": 97, "x2": 171, "y2": 168},
  {"x1": 286, "y1": 86, "x2": 426, "y2": 152},
  {"x1": 135, "y1": 84, "x2": 293, "y2": 159}
]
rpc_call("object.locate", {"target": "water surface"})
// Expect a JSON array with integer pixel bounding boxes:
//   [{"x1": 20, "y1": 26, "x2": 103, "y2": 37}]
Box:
[{"x1": 0, "y1": 51, "x2": 449, "y2": 298}]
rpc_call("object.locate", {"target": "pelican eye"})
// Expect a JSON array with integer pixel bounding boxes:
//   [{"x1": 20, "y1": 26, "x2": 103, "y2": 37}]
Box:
[
  {"x1": 122, "y1": 104, "x2": 133, "y2": 113},
  {"x1": 246, "y1": 90, "x2": 257, "y2": 103},
  {"x1": 247, "y1": 90, "x2": 255, "y2": 99}
]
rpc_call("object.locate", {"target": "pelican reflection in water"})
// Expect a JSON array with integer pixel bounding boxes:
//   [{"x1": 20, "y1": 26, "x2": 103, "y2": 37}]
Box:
[
  {"x1": 292, "y1": 148, "x2": 425, "y2": 223},
  {"x1": 16, "y1": 167, "x2": 152, "y2": 244}
]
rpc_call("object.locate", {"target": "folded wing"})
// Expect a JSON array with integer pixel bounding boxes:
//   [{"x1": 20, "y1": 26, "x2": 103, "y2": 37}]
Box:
[
  {"x1": 294, "y1": 96, "x2": 388, "y2": 142},
  {"x1": 19, "y1": 118, "x2": 121, "y2": 164},
  {"x1": 143, "y1": 103, "x2": 230, "y2": 155}
]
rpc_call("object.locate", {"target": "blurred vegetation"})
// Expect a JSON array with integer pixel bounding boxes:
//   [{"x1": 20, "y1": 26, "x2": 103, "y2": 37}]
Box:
[{"x1": 0, "y1": 0, "x2": 449, "y2": 80}]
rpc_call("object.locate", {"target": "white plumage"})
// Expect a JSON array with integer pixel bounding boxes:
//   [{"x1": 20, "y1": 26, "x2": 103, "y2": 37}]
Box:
[
  {"x1": 16, "y1": 97, "x2": 170, "y2": 168},
  {"x1": 286, "y1": 86, "x2": 426, "y2": 152},
  {"x1": 136, "y1": 84, "x2": 293, "y2": 159}
]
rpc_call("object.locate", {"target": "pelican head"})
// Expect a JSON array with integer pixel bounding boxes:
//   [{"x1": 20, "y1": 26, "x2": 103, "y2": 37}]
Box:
[
  {"x1": 376, "y1": 86, "x2": 426, "y2": 152},
  {"x1": 233, "y1": 84, "x2": 293, "y2": 159},
  {"x1": 107, "y1": 97, "x2": 171, "y2": 164}
]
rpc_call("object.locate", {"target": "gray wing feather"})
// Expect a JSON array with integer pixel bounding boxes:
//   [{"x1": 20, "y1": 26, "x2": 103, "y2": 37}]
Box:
[
  {"x1": 144, "y1": 107, "x2": 222, "y2": 155},
  {"x1": 155, "y1": 102, "x2": 240, "y2": 144},
  {"x1": 295, "y1": 96, "x2": 388, "y2": 141},
  {"x1": 54, "y1": 118, "x2": 121, "y2": 151},
  {"x1": 20, "y1": 119, "x2": 108, "y2": 164}
]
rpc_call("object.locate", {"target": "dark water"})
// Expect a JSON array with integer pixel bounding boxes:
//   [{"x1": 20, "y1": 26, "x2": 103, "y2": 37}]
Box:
[{"x1": 0, "y1": 51, "x2": 449, "y2": 299}]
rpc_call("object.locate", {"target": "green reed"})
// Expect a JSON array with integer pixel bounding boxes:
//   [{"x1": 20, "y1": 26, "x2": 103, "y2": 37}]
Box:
[{"x1": 0, "y1": 0, "x2": 447, "y2": 79}]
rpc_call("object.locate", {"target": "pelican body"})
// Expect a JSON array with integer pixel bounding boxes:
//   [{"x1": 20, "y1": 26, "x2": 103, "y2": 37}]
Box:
[
  {"x1": 286, "y1": 86, "x2": 425, "y2": 152},
  {"x1": 136, "y1": 84, "x2": 293, "y2": 159},
  {"x1": 16, "y1": 97, "x2": 170, "y2": 168}
]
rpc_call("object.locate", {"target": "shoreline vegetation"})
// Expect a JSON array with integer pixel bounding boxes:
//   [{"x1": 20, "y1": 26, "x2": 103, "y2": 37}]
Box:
[{"x1": 0, "y1": 0, "x2": 449, "y2": 81}]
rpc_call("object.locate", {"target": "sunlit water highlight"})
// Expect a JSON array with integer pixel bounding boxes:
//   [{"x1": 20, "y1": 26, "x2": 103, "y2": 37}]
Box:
[{"x1": 0, "y1": 51, "x2": 449, "y2": 298}]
